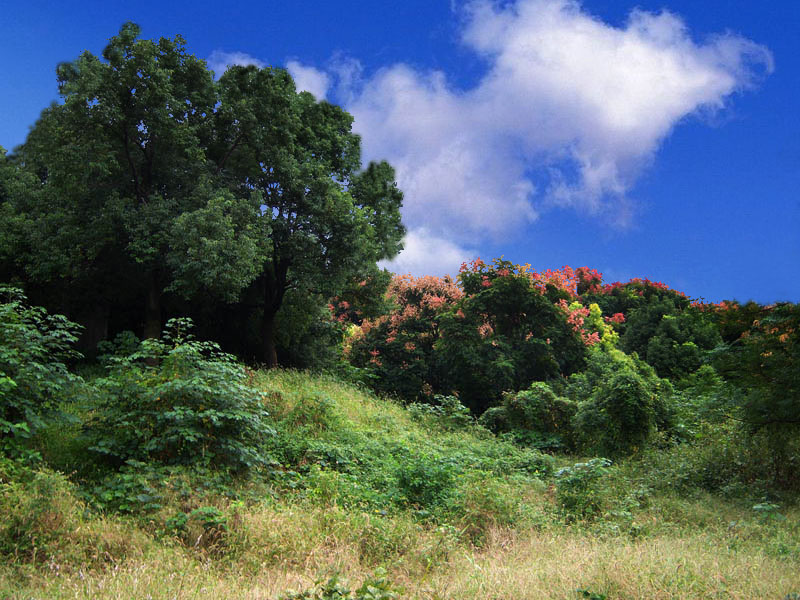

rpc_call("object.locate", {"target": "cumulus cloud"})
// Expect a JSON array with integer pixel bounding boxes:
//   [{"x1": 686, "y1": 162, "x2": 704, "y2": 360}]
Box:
[
  {"x1": 216, "y1": 0, "x2": 772, "y2": 276},
  {"x1": 379, "y1": 228, "x2": 478, "y2": 278},
  {"x1": 206, "y1": 50, "x2": 265, "y2": 77},
  {"x1": 326, "y1": 0, "x2": 770, "y2": 274},
  {"x1": 286, "y1": 60, "x2": 331, "y2": 99}
]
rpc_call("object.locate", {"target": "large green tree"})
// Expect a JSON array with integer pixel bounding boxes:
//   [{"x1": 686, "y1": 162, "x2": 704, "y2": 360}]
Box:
[
  {"x1": 212, "y1": 65, "x2": 404, "y2": 365},
  {"x1": 12, "y1": 23, "x2": 263, "y2": 342},
  {"x1": 5, "y1": 25, "x2": 404, "y2": 365}
]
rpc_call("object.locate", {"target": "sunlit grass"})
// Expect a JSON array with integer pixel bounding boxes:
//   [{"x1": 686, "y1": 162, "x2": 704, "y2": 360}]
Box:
[{"x1": 2, "y1": 370, "x2": 799, "y2": 599}]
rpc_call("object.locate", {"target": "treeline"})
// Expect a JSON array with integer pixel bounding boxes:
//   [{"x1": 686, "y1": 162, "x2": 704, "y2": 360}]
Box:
[
  {"x1": 344, "y1": 259, "x2": 799, "y2": 488},
  {"x1": 0, "y1": 23, "x2": 404, "y2": 366}
]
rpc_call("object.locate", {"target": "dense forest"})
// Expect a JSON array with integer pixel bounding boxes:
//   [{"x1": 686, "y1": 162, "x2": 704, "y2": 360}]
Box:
[{"x1": 1, "y1": 24, "x2": 798, "y2": 599}]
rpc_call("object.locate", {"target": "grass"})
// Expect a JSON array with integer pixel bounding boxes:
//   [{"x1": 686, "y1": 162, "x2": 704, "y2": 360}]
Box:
[{"x1": 1, "y1": 369, "x2": 799, "y2": 599}]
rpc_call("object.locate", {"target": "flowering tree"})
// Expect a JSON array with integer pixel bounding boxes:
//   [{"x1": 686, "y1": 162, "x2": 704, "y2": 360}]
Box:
[
  {"x1": 348, "y1": 274, "x2": 462, "y2": 400},
  {"x1": 435, "y1": 259, "x2": 585, "y2": 413}
]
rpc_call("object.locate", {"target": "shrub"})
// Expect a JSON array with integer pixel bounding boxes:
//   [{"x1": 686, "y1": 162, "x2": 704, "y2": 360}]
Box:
[
  {"x1": 96, "y1": 330, "x2": 140, "y2": 361},
  {"x1": 407, "y1": 394, "x2": 474, "y2": 431},
  {"x1": 573, "y1": 370, "x2": 656, "y2": 456},
  {"x1": 87, "y1": 318, "x2": 273, "y2": 471},
  {"x1": 554, "y1": 458, "x2": 612, "y2": 520},
  {"x1": 396, "y1": 454, "x2": 457, "y2": 509},
  {"x1": 450, "y1": 473, "x2": 523, "y2": 542},
  {"x1": 478, "y1": 382, "x2": 577, "y2": 451},
  {"x1": 713, "y1": 302, "x2": 800, "y2": 489},
  {"x1": 279, "y1": 570, "x2": 401, "y2": 600},
  {"x1": 165, "y1": 505, "x2": 229, "y2": 552},
  {"x1": 0, "y1": 287, "x2": 82, "y2": 458},
  {"x1": 0, "y1": 463, "x2": 80, "y2": 560}
]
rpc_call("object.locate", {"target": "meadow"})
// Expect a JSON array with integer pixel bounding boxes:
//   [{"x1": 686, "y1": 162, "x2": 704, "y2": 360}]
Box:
[{"x1": 1, "y1": 370, "x2": 797, "y2": 600}]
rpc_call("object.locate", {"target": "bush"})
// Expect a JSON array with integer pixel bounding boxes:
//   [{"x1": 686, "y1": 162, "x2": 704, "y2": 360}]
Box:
[
  {"x1": 279, "y1": 570, "x2": 401, "y2": 600},
  {"x1": 554, "y1": 458, "x2": 612, "y2": 520},
  {"x1": 0, "y1": 287, "x2": 82, "y2": 458},
  {"x1": 396, "y1": 453, "x2": 457, "y2": 509},
  {"x1": 87, "y1": 318, "x2": 273, "y2": 471},
  {"x1": 478, "y1": 382, "x2": 577, "y2": 451},
  {"x1": 407, "y1": 394, "x2": 474, "y2": 431},
  {"x1": 450, "y1": 473, "x2": 524, "y2": 542},
  {"x1": 573, "y1": 370, "x2": 656, "y2": 456}
]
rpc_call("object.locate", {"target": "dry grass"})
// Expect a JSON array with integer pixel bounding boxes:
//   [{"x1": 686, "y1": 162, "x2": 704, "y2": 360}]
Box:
[{"x1": 4, "y1": 519, "x2": 798, "y2": 600}]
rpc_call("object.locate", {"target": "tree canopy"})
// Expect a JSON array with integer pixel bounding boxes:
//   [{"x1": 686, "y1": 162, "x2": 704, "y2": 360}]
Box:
[{"x1": 1, "y1": 23, "x2": 405, "y2": 365}]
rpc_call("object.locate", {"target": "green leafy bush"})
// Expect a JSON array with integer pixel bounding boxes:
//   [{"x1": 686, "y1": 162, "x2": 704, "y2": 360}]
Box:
[
  {"x1": 0, "y1": 287, "x2": 82, "y2": 457},
  {"x1": 279, "y1": 570, "x2": 401, "y2": 600},
  {"x1": 555, "y1": 458, "x2": 612, "y2": 520},
  {"x1": 478, "y1": 382, "x2": 577, "y2": 451},
  {"x1": 407, "y1": 394, "x2": 474, "y2": 431},
  {"x1": 396, "y1": 454, "x2": 457, "y2": 509},
  {"x1": 165, "y1": 505, "x2": 230, "y2": 552},
  {"x1": 573, "y1": 371, "x2": 655, "y2": 456},
  {"x1": 87, "y1": 318, "x2": 273, "y2": 470},
  {"x1": 713, "y1": 302, "x2": 800, "y2": 489},
  {"x1": 0, "y1": 462, "x2": 79, "y2": 559},
  {"x1": 96, "y1": 330, "x2": 140, "y2": 361}
]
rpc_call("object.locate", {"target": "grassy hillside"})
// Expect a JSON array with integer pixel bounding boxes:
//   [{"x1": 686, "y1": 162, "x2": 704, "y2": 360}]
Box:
[{"x1": 1, "y1": 370, "x2": 798, "y2": 599}]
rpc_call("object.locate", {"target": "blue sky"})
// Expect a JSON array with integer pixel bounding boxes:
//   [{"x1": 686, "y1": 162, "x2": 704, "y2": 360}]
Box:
[{"x1": 2, "y1": 0, "x2": 798, "y2": 303}]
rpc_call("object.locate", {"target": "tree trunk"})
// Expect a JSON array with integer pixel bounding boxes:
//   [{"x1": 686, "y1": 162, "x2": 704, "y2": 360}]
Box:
[
  {"x1": 260, "y1": 267, "x2": 287, "y2": 367},
  {"x1": 76, "y1": 304, "x2": 110, "y2": 352},
  {"x1": 144, "y1": 271, "x2": 161, "y2": 340},
  {"x1": 261, "y1": 307, "x2": 279, "y2": 368}
]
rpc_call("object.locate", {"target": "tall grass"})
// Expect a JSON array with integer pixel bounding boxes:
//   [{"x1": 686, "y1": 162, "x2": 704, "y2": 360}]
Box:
[{"x1": 1, "y1": 370, "x2": 798, "y2": 599}]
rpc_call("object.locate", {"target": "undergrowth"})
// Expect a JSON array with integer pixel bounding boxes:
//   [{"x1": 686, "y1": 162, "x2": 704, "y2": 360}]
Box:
[{"x1": 0, "y1": 369, "x2": 798, "y2": 599}]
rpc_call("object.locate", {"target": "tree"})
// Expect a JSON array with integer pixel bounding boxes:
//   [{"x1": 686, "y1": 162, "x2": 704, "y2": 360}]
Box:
[
  {"x1": 348, "y1": 274, "x2": 464, "y2": 401},
  {"x1": 212, "y1": 65, "x2": 405, "y2": 365},
  {"x1": 13, "y1": 23, "x2": 262, "y2": 342},
  {"x1": 6, "y1": 25, "x2": 404, "y2": 364},
  {"x1": 715, "y1": 303, "x2": 799, "y2": 430},
  {"x1": 436, "y1": 259, "x2": 585, "y2": 413},
  {"x1": 712, "y1": 303, "x2": 800, "y2": 489}
]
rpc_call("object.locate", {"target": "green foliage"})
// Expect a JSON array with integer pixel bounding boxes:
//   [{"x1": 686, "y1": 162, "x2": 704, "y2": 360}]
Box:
[
  {"x1": 0, "y1": 462, "x2": 142, "y2": 567},
  {"x1": 450, "y1": 472, "x2": 530, "y2": 541},
  {"x1": 713, "y1": 303, "x2": 800, "y2": 489},
  {"x1": 715, "y1": 303, "x2": 799, "y2": 429},
  {"x1": 214, "y1": 64, "x2": 405, "y2": 364},
  {"x1": 396, "y1": 453, "x2": 457, "y2": 509},
  {"x1": 557, "y1": 347, "x2": 679, "y2": 455},
  {"x1": 279, "y1": 570, "x2": 401, "y2": 600},
  {"x1": 0, "y1": 463, "x2": 78, "y2": 559},
  {"x1": 96, "y1": 330, "x2": 140, "y2": 361},
  {"x1": 0, "y1": 287, "x2": 82, "y2": 457},
  {"x1": 407, "y1": 395, "x2": 474, "y2": 431},
  {"x1": 437, "y1": 259, "x2": 585, "y2": 414},
  {"x1": 275, "y1": 289, "x2": 346, "y2": 370},
  {"x1": 165, "y1": 505, "x2": 229, "y2": 551},
  {"x1": 573, "y1": 370, "x2": 656, "y2": 456},
  {"x1": 478, "y1": 382, "x2": 577, "y2": 451},
  {"x1": 87, "y1": 318, "x2": 273, "y2": 470},
  {"x1": 555, "y1": 458, "x2": 613, "y2": 520},
  {"x1": 643, "y1": 309, "x2": 722, "y2": 379},
  {"x1": 259, "y1": 370, "x2": 552, "y2": 523},
  {"x1": 5, "y1": 24, "x2": 405, "y2": 367},
  {"x1": 89, "y1": 460, "x2": 165, "y2": 513}
]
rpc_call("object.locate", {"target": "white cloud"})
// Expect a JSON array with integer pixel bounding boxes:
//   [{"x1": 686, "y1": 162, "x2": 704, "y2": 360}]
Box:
[
  {"x1": 379, "y1": 228, "x2": 478, "y2": 278},
  {"x1": 286, "y1": 60, "x2": 331, "y2": 100},
  {"x1": 320, "y1": 0, "x2": 770, "y2": 265},
  {"x1": 211, "y1": 0, "x2": 772, "y2": 276},
  {"x1": 207, "y1": 51, "x2": 265, "y2": 78}
]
